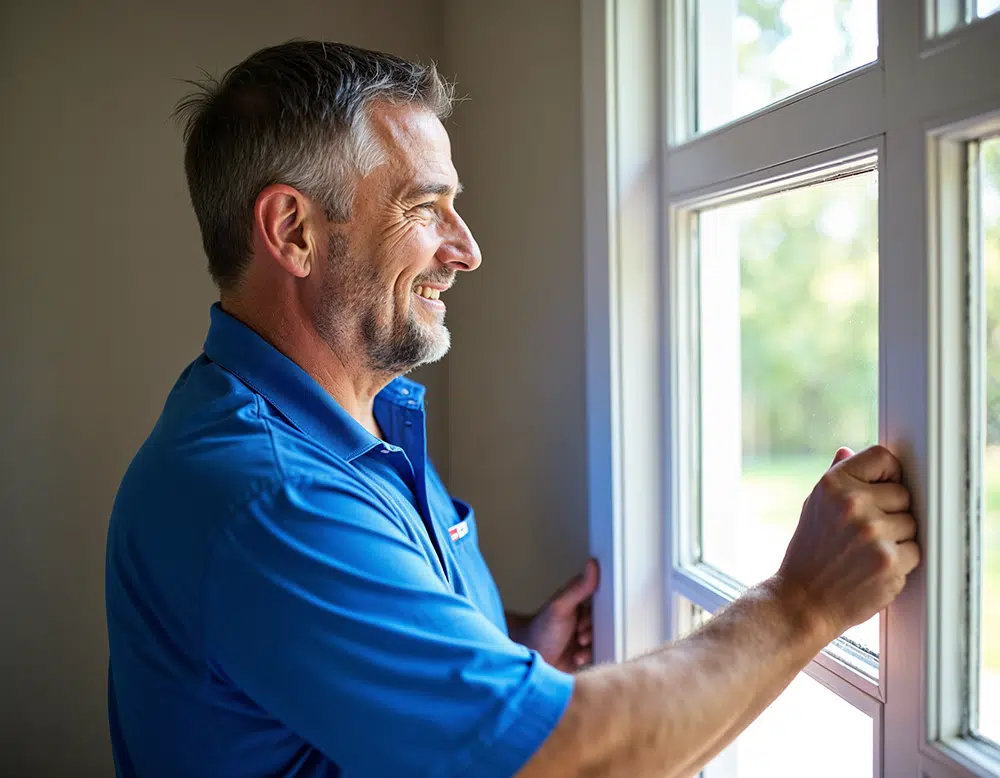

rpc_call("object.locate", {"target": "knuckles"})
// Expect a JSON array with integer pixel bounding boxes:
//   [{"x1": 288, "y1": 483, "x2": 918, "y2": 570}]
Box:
[
  {"x1": 866, "y1": 444, "x2": 897, "y2": 470},
  {"x1": 839, "y1": 491, "x2": 865, "y2": 521},
  {"x1": 872, "y1": 540, "x2": 896, "y2": 574},
  {"x1": 869, "y1": 443, "x2": 894, "y2": 460},
  {"x1": 855, "y1": 518, "x2": 880, "y2": 544}
]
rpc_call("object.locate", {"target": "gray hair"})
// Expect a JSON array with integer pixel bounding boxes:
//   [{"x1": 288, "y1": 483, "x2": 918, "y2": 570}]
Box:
[{"x1": 174, "y1": 40, "x2": 455, "y2": 290}]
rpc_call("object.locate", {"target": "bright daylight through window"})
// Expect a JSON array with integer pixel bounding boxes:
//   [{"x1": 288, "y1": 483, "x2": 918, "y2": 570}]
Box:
[
  {"x1": 694, "y1": 0, "x2": 877, "y2": 135},
  {"x1": 697, "y1": 171, "x2": 879, "y2": 655},
  {"x1": 932, "y1": 0, "x2": 1000, "y2": 34},
  {"x1": 976, "y1": 136, "x2": 1000, "y2": 746},
  {"x1": 640, "y1": 0, "x2": 1000, "y2": 772},
  {"x1": 676, "y1": 599, "x2": 874, "y2": 777}
]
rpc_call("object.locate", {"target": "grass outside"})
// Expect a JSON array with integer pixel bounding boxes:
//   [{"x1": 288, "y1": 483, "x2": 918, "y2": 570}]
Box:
[{"x1": 742, "y1": 451, "x2": 1000, "y2": 676}]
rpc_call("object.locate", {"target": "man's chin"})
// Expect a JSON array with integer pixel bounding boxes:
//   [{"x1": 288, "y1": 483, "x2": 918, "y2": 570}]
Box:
[
  {"x1": 379, "y1": 323, "x2": 450, "y2": 374},
  {"x1": 415, "y1": 328, "x2": 451, "y2": 367}
]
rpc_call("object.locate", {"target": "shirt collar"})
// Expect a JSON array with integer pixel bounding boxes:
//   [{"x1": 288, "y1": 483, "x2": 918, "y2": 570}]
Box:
[{"x1": 203, "y1": 303, "x2": 425, "y2": 462}]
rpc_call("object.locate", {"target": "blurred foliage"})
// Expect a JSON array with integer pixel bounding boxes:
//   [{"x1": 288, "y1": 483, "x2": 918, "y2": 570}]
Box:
[
  {"x1": 726, "y1": 1, "x2": 1000, "y2": 453},
  {"x1": 734, "y1": 175, "x2": 878, "y2": 457},
  {"x1": 983, "y1": 139, "x2": 1000, "y2": 443}
]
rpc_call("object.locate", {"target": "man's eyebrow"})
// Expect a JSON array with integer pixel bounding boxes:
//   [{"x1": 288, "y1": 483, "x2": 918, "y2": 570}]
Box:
[{"x1": 405, "y1": 180, "x2": 464, "y2": 200}]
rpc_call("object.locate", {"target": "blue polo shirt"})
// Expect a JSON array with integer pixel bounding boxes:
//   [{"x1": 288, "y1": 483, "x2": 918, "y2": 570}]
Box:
[{"x1": 105, "y1": 304, "x2": 574, "y2": 778}]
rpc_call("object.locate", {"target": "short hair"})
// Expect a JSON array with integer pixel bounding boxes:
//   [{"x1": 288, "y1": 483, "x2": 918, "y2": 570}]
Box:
[{"x1": 174, "y1": 40, "x2": 455, "y2": 290}]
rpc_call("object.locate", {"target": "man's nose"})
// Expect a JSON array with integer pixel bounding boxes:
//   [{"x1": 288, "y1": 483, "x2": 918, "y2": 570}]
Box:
[{"x1": 436, "y1": 211, "x2": 482, "y2": 272}]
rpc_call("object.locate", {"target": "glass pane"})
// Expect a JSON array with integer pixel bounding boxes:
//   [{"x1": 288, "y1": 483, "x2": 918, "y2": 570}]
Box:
[
  {"x1": 674, "y1": 599, "x2": 874, "y2": 778},
  {"x1": 934, "y1": 0, "x2": 1000, "y2": 35},
  {"x1": 979, "y1": 0, "x2": 1000, "y2": 19},
  {"x1": 979, "y1": 136, "x2": 1000, "y2": 744},
  {"x1": 695, "y1": 0, "x2": 878, "y2": 135},
  {"x1": 697, "y1": 171, "x2": 879, "y2": 654}
]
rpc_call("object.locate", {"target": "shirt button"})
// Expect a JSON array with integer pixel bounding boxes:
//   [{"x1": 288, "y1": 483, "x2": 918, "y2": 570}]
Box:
[
  {"x1": 400, "y1": 388, "x2": 410, "y2": 396},
  {"x1": 407, "y1": 400, "x2": 417, "y2": 407},
  {"x1": 381, "y1": 448, "x2": 391, "y2": 454}
]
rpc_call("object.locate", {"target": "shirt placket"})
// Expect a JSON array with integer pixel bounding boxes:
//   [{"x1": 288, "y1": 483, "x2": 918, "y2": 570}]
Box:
[{"x1": 377, "y1": 395, "x2": 452, "y2": 584}]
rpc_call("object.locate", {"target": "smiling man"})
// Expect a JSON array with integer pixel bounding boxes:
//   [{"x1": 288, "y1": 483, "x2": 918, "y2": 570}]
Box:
[{"x1": 106, "y1": 41, "x2": 919, "y2": 778}]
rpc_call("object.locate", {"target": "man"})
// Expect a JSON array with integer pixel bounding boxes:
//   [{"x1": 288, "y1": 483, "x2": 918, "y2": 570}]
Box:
[{"x1": 105, "y1": 41, "x2": 919, "y2": 778}]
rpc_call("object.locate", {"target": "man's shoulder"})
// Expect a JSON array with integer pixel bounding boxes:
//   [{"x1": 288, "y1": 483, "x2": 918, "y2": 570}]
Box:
[{"x1": 116, "y1": 355, "x2": 350, "y2": 520}]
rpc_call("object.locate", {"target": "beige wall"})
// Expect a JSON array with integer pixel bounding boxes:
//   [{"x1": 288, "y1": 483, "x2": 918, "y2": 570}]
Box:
[
  {"x1": 440, "y1": 0, "x2": 590, "y2": 614},
  {"x1": 0, "y1": 1, "x2": 591, "y2": 772},
  {"x1": 0, "y1": 3, "x2": 444, "y2": 774}
]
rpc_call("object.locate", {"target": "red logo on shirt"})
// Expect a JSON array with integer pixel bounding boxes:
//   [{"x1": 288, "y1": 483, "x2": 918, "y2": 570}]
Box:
[{"x1": 448, "y1": 521, "x2": 469, "y2": 542}]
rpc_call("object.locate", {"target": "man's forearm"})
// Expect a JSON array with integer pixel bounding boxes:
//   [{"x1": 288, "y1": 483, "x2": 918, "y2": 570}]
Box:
[{"x1": 519, "y1": 578, "x2": 831, "y2": 778}]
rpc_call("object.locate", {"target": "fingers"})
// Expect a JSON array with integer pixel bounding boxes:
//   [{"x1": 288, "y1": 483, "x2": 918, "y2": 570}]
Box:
[
  {"x1": 896, "y1": 540, "x2": 921, "y2": 574},
  {"x1": 868, "y1": 482, "x2": 911, "y2": 513},
  {"x1": 879, "y1": 512, "x2": 917, "y2": 543},
  {"x1": 830, "y1": 447, "x2": 855, "y2": 467},
  {"x1": 577, "y1": 610, "x2": 593, "y2": 647},
  {"x1": 574, "y1": 605, "x2": 594, "y2": 669},
  {"x1": 838, "y1": 444, "x2": 903, "y2": 484},
  {"x1": 552, "y1": 559, "x2": 600, "y2": 613},
  {"x1": 579, "y1": 558, "x2": 600, "y2": 596}
]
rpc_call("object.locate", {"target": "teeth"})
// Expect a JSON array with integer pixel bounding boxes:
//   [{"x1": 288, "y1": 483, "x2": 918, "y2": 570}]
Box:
[{"x1": 414, "y1": 286, "x2": 441, "y2": 300}]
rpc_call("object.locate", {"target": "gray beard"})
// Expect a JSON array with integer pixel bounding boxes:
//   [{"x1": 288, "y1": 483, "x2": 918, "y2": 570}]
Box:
[{"x1": 316, "y1": 232, "x2": 451, "y2": 374}]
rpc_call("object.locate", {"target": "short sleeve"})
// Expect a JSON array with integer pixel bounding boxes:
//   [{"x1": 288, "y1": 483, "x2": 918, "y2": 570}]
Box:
[{"x1": 205, "y1": 476, "x2": 574, "y2": 778}]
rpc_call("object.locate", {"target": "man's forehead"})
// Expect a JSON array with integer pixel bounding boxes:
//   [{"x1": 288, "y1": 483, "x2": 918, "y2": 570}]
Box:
[{"x1": 369, "y1": 104, "x2": 455, "y2": 171}]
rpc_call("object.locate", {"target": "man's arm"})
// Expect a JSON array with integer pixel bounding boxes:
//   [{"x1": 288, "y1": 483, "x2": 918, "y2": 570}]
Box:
[
  {"x1": 207, "y1": 475, "x2": 576, "y2": 778},
  {"x1": 522, "y1": 579, "x2": 825, "y2": 778},
  {"x1": 518, "y1": 445, "x2": 919, "y2": 778}
]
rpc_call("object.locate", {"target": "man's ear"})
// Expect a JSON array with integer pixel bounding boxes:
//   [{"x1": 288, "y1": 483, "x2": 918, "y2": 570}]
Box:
[{"x1": 253, "y1": 184, "x2": 321, "y2": 279}]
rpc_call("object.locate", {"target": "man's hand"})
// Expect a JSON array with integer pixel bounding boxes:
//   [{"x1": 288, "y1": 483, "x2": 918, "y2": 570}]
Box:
[
  {"x1": 774, "y1": 445, "x2": 921, "y2": 642},
  {"x1": 518, "y1": 448, "x2": 921, "y2": 778},
  {"x1": 513, "y1": 559, "x2": 599, "y2": 673}
]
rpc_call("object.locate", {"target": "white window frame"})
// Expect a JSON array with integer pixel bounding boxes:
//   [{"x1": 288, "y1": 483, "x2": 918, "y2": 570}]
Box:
[
  {"x1": 582, "y1": 0, "x2": 1000, "y2": 775},
  {"x1": 926, "y1": 116, "x2": 1000, "y2": 777}
]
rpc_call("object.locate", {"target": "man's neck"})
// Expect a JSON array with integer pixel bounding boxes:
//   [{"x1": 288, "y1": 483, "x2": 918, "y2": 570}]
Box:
[{"x1": 220, "y1": 296, "x2": 392, "y2": 440}]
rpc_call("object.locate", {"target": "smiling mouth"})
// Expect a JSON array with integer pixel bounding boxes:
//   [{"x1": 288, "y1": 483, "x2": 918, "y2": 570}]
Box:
[{"x1": 413, "y1": 285, "x2": 441, "y2": 301}]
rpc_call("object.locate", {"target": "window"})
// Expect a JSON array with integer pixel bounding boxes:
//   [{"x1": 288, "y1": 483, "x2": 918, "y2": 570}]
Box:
[
  {"x1": 583, "y1": 0, "x2": 1000, "y2": 776},
  {"x1": 677, "y1": 597, "x2": 876, "y2": 777},
  {"x1": 692, "y1": 0, "x2": 877, "y2": 136},
  {"x1": 706, "y1": 673, "x2": 874, "y2": 778},
  {"x1": 972, "y1": 136, "x2": 1000, "y2": 748},
  {"x1": 926, "y1": 127, "x2": 1000, "y2": 775},
  {"x1": 695, "y1": 170, "x2": 879, "y2": 655},
  {"x1": 929, "y1": 0, "x2": 1000, "y2": 35}
]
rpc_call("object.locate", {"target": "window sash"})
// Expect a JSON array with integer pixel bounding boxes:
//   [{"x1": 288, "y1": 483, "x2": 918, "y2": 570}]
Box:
[{"x1": 581, "y1": 1, "x2": 1000, "y2": 776}]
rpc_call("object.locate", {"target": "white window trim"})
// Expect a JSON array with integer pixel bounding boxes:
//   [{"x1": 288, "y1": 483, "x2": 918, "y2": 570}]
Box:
[
  {"x1": 583, "y1": 0, "x2": 1000, "y2": 775},
  {"x1": 583, "y1": 0, "x2": 666, "y2": 664},
  {"x1": 925, "y1": 113, "x2": 1000, "y2": 778}
]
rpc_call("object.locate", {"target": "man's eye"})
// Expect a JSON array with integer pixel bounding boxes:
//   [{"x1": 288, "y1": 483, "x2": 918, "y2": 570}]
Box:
[{"x1": 417, "y1": 201, "x2": 436, "y2": 211}]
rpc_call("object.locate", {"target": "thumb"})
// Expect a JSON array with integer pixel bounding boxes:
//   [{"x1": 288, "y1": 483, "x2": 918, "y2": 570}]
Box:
[
  {"x1": 552, "y1": 559, "x2": 600, "y2": 612},
  {"x1": 830, "y1": 447, "x2": 855, "y2": 468}
]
